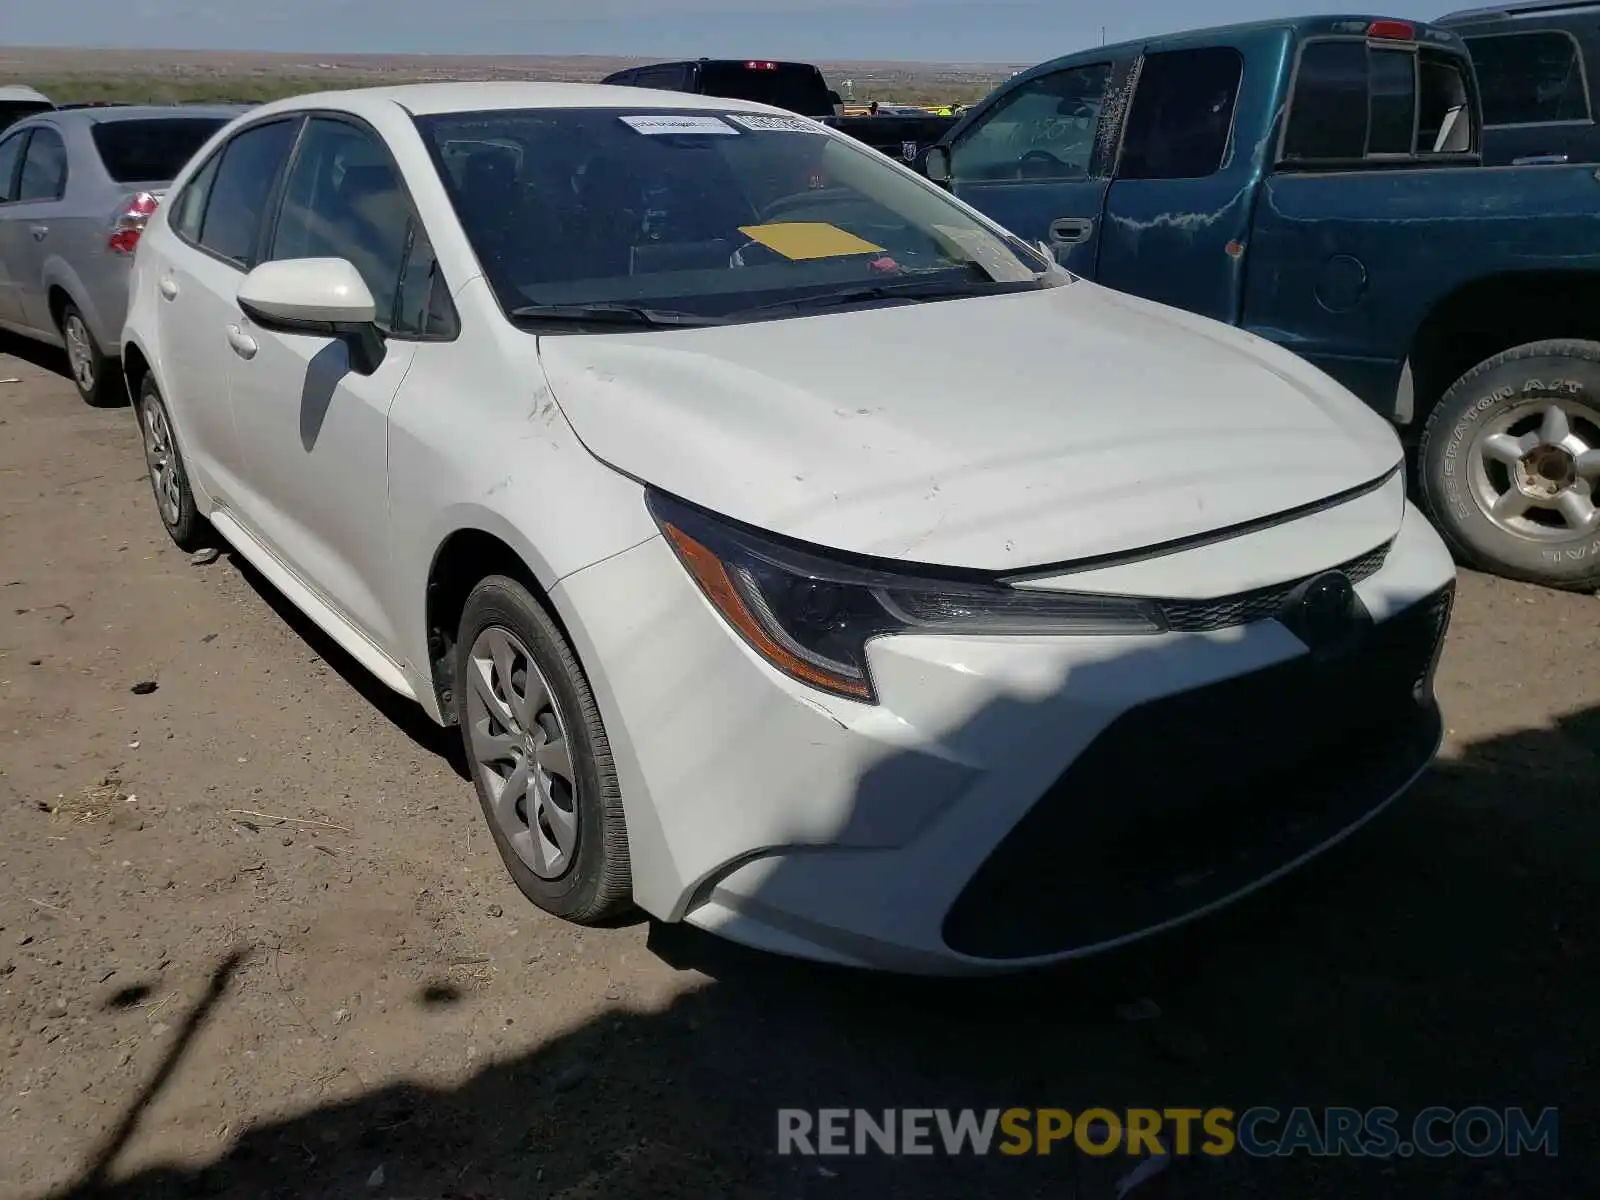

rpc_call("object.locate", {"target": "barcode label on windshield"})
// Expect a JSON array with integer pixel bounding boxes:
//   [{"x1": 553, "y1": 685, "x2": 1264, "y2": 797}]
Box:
[
  {"x1": 725, "y1": 113, "x2": 828, "y2": 135},
  {"x1": 619, "y1": 114, "x2": 739, "y2": 136}
]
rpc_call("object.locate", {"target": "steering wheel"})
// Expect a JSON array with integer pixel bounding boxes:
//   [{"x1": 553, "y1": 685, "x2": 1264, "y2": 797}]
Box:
[{"x1": 1019, "y1": 148, "x2": 1066, "y2": 171}]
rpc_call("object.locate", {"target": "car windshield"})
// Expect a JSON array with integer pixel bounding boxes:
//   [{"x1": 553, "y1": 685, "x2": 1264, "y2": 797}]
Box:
[
  {"x1": 415, "y1": 107, "x2": 1056, "y2": 326},
  {"x1": 91, "y1": 117, "x2": 230, "y2": 183}
]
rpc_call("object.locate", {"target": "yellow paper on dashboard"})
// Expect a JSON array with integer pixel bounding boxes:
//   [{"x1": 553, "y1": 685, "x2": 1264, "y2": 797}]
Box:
[{"x1": 737, "y1": 222, "x2": 885, "y2": 261}]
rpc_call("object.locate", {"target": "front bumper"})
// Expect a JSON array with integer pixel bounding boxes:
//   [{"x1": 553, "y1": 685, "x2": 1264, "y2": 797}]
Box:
[{"x1": 552, "y1": 498, "x2": 1457, "y2": 975}]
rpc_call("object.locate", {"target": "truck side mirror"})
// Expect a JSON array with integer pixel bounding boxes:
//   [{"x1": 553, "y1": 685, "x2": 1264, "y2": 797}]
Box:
[{"x1": 924, "y1": 145, "x2": 951, "y2": 184}]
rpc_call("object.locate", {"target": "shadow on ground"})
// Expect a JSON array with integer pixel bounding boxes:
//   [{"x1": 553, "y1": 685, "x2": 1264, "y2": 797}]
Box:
[
  {"x1": 39, "y1": 686, "x2": 1596, "y2": 1199},
  {"x1": 0, "y1": 332, "x2": 130, "y2": 407}
]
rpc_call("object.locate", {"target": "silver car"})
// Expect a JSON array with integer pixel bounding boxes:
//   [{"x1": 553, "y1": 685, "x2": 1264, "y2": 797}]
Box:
[{"x1": 0, "y1": 105, "x2": 244, "y2": 404}]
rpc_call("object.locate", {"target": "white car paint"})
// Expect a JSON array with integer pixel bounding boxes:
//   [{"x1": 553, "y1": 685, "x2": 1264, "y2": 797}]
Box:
[{"x1": 123, "y1": 81, "x2": 1458, "y2": 975}]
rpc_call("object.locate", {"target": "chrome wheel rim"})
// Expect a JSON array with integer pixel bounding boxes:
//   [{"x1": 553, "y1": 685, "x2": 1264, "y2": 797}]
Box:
[
  {"x1": 1468, "y1": 397, "x2": 1600, "y2": 541},
  {"x1": 141, "y1": 400, "x2": 182, "y2": 527},
  {"x1": 63, "y1": 314, "x2": 96, "y2": 391},
  {"x1": 465, "y1": 626, "x2": 580, "y2": 880}
]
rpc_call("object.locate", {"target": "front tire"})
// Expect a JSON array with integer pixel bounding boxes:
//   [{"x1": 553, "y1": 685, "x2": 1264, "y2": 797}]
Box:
[
  {"x1": 454, "y1": 575, "x2": 633, "y2": 923},
  {"x1": 58, "y1": 302, "x2": 121, "y2": 407},
  {"x1": 135, "y1": 375, "x2": 206, "y2": 552},
  {"x1": 1418, "y1": 339, "x2": 1600, "y2": 592}
]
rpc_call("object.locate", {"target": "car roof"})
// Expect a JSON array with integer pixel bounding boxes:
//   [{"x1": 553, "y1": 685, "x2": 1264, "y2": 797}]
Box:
[
  {"x1": 0, "y1": 84, "x2": 52, "y2": 104},
  {"x1": 240, "y1": 80, "x2": 795, "y2": 122},
  {"x1": 1437, "y1": 0, "x2": 1600, "y2": 24},
  {"x1": 49, "y1": 104, "x2": 250, "y2": 126}
]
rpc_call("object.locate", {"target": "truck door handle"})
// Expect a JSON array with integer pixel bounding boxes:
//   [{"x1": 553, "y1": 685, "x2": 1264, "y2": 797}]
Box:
[
  {"x1": 225, "y1": 324, "x2": 258, "y2": 360},
  {"x1": 1049, "y1": 217, "x2": 1095, "y2": 246},
  {"x1": 1511, "y1": 153, "x2": 1568, "y2": 165},
  {"x1": 158, "y1": 276, "x2": 179, "y2": 300},
  {"x1": 29, "y1": 225, "x2": 48, "y2": 241}
]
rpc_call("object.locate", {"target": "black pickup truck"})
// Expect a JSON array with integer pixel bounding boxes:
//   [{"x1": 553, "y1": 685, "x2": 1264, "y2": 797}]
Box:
[
  {"x1": 1437, "y1": 0, "x2": 1600, "y2": 165},
  {"x1": 599, "y1": 59, "x2": 957, "y2": 164}
]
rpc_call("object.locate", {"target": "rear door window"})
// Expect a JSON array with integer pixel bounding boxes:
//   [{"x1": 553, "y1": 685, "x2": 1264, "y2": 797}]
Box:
[
  {"x1": 17, "y1": 126, "x2": 67, "y2": 201},
  {"x1": 90, "y1": 118, "x2": 229, "y2": 184},
  {"x1": 195, "y1": 117, "x2": 300, "y2": 267},
  {"x1": 1466, "y1": 30, "x2": 1591, "y2": 126},
  {"x1": 1117, "y1": 47, "x2": 1243, "y2": 180}
]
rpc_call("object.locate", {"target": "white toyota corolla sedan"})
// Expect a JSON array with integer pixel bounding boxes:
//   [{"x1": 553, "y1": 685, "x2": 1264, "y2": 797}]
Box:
[{"x1": 120, "y1": 82, "x2": 1456, "y2": 974}]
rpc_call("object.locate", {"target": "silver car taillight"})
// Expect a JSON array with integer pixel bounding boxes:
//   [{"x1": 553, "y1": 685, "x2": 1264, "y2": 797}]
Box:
[{"x1": 108, "y1": 191, "x2": 161, "y2": 256}]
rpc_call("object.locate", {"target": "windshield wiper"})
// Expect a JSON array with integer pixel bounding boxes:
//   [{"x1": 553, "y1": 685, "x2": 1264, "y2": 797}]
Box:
[
  {"x1": 728, "y1": 277, "x2": 1039, "y2": 320},
  {"x1": 508, "y1": 303, "x2": 725, "y2": 328}
]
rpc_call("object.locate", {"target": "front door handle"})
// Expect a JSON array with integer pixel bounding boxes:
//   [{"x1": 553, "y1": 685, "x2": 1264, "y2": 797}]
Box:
[
  {"x1": 158, "y1": 276, "x2": 179, "y2": 300},
  {"x1": 1511, "y1": 153, "x2": 1569, "y2": 165},
  {"x1": 29, "y1": 225, "x2": 48, "y2": 242},
  {"x1": 1049, "y1": 216, "x2": 1095, "y2": 246},
  {"x1": 225, "y1": 324, "x2": 258, "y2": 360}
]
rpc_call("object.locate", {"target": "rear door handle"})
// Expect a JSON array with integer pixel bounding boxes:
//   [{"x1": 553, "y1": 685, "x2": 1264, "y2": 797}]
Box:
[
  {"x1": 158, "y1": 276, "x2": 179, "y2": 300},
  {"x1": 29, "y1": 225, "x2": 48, "y2": 241},
  {"x1": 1511, "y1": 153, "x2": 1569, "y2": 165},
  {"x1": 1049, "y1": 216, "x2": 1095, "y2": 246},
  {"x1": 225, "y1": 324, "x2": 257, "y2": 360}
]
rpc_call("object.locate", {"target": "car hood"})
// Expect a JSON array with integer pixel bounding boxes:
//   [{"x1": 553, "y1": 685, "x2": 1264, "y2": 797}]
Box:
[{"x1": 537, "y1": 280, "x2": 1404, "y2": 570}]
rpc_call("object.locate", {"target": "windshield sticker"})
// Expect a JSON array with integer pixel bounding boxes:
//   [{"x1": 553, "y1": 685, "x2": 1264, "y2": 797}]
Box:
[
  {"x1": 619, "y1": 114, "x2": 739, "y2": 136},
  {"x1": 725, "y1": 113, "x2": 828, "y2": 135},
  {"x1": 737, "y1": 222, "x2": 886, "y2": 261}
]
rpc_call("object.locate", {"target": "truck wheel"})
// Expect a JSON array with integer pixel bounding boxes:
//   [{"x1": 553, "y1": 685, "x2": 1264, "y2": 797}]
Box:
[{"x1": 1418, "y1": 339, "x2": 1600, "y2": 591}]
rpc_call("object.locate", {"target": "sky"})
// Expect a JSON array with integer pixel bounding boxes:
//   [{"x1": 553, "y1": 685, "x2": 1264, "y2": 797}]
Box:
[{"x1": 0, "y1": 0, "x2": 1428, "y2": 63}]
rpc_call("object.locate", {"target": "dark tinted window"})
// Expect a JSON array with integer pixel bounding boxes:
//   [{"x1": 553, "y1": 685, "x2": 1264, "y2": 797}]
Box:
[
  {"x1": 634, "y1": 65, "x2": 691, "y2": 92},
  {"x1": 0, "y1": 130, "x2": 25, "y2": 202},
  {"x1": 0, "y1": 102, "x2": 53, "y2": 136},
  {"x1": 90, "y1": 118, "x2": 228, "y2": 183},
  {"x1": 18, "y1": 126, "x2": 67, "y2": 201},
  {"x1": 395, "y1": 228, "x2": 456, "y2": 338},
  {"x1": 197, "y1": 118, "x2": 299, "y2": 266},
  {"x1": 269, "y1": 117, "x2": 414, "y2": 332},
  {"x1": 1368, "y1": 48, "x2": 1417, "y2": 154},
  {"x1": 170, "y1": 151, "x2": 220, "y2": 240},
  {"x1": 697, "y1": 63, "x2": 833, "y2": 116},
  {"x1": 1284, "y1": 40, "x2": 1369, "y2": 159},
  {"x1": 1118, "y1": 47, "x2": 1243, "y2": 180},
  {"x1": 1467, "y1": 31, "x2": 1590, "y2": 125},
  {"x1": 1418, "y1": 51, "x2": 1473, "y2": 154}
]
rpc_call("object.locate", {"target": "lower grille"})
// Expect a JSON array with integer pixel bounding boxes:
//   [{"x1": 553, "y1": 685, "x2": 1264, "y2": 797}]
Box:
[
  {"x1": 942, "y1": 584, "x2": 1454, "y2": 960},
  {"x1": 1159, "y1": 541, "x2": 1391, "y2": 633}
]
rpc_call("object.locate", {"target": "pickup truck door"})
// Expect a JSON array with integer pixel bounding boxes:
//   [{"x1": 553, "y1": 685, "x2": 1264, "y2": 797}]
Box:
[
  {"x1": 1461, "y1": 25, "x2": 1598, "y2": 167},
  {"x1": 1094, "y1": 43, "x2": 1267, "y2": 325},
  {"x1": 944, "y1": 59, "x2": 1130, "y2": 277}
]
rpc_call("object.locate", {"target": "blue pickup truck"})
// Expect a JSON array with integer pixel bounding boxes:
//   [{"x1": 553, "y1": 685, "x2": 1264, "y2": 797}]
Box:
[{"x1": 922, "y1": 14, "x2": 1600, "y2": 591}]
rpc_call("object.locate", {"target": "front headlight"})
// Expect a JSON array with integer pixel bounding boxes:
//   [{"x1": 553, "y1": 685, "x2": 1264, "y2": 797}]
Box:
[{"x1": 647, "y1": 489, "x2": 1167, "y2": 703}]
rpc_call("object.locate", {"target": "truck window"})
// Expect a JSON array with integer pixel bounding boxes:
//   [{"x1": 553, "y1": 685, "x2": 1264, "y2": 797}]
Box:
[
  {"x1": 1117, "y1": 47, "x2": 1243, "y2": 180},
  {"x1": 696, "y1": 63, "x2": 833, "y2": 117},
  {"x1": 1465, "y1": 30, "x2": 1590, "y2": 127},
  {"x1": 948, "y1": 63, "x2": 1111, "y2": 182},
  {"x1": 635, "y1": 65, "x2": 691, "y2": 92},
  {"x1": 1282, "y1": 38, "x2": 1475, "y2": 163}
]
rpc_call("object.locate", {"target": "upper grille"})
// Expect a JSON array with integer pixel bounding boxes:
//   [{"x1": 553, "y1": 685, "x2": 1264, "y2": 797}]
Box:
[{"x1": 1158, "y1": 541, "x2": 1391, "y2": 633}]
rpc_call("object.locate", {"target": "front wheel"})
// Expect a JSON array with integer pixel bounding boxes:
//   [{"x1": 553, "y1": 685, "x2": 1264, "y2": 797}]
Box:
[
  {"x1": 454, "y1": 575, "x2": 633, "y2": 924},
  {"x1": 1417, "y1": 339, "x2": 1600, "y2": 591}
]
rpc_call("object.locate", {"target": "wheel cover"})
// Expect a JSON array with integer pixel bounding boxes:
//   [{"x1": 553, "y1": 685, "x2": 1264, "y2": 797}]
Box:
[
  {"x1": 63, "y1": 314, "x2": 96, "y2": 391},
  {"x1": 140, "y1": 399, "x2": 182, "y2": 527},
  {"x1": 1467, "y1": 396, "x2": 1600, "y2": 542},
  {"x1": 465, "y1": 626, "x2": 580, "y2": 880}
]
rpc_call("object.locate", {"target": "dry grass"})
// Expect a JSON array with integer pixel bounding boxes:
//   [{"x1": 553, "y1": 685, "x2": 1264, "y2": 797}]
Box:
[{"x1": 49, "y1": 772, "x2": 130, "y2": 824}]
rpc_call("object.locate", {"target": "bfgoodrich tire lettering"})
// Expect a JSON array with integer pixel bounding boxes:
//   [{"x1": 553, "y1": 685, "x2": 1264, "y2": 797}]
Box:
[
  {"x1": 454, "y1": 575, "x2": 633, "y2": 923},
  {"x1": 1418, "y1": 339, "x2": 1600, "y2": 591}
]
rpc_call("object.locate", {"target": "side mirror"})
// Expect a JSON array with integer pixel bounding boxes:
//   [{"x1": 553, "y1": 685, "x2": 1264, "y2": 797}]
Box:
[
  {"x1": 237, "y1": 257, "x2": 387, "y2": 375},
  {"x1": 924, "y1": 144, "x2": 951, "y2": 185}
]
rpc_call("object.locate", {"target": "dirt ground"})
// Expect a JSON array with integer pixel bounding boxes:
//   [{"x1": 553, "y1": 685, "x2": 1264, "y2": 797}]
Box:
[{"x1": 1, "y1": 340, "x2": 1596, "y2": 1200}]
